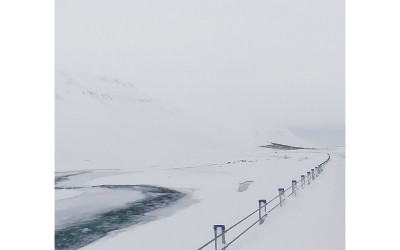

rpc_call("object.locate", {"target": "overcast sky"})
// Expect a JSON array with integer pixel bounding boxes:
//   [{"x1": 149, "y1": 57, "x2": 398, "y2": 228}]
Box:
[{"x1": 56, "y1": 0, "x2": 344, "y2": 146}]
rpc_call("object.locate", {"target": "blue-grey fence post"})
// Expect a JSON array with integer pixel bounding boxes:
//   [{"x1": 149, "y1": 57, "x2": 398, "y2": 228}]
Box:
[
  {"x1": 278, "y1": 188, "x2": 284, "y2": 207},
  {"x1": 259, "y1": 200, "x2": 267, "y2": 224},
  {"x1": 214, "y1": 225, "x2": 226, "y2": 250},
  {"x1": 307, "y1": 172, "x2": 311, "y2": 184},
  {"x1": 292, "y1": 180, "x2": 297, "y2": 197},
  {"x1": 311, "y1": 169, "x2": 315, "y2": 180},
  {"x1": 301, "y1": 175, "x2": 305, "y2": 189}
]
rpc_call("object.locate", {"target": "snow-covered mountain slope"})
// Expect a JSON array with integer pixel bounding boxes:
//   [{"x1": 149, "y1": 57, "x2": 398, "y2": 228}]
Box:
[{"x1": 55, "y1": 70, "x2": 311, "y2": 172}]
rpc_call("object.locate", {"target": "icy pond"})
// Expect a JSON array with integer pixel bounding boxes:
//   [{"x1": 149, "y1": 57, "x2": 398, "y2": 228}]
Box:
[{"x1": 55, "y1": 171, "x2": 184, "y2": 250}]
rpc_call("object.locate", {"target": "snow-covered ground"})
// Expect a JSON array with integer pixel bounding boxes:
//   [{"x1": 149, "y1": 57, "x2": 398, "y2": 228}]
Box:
[
  {"x1": 55, "y1": 70, "x2": 344, "y2": 249},
  {"x1": 70, "y1": 148, "x2": 343, "y2": 250},
  {"x1": 229, "y1": 148, "x2": 345, "y2": 250}
]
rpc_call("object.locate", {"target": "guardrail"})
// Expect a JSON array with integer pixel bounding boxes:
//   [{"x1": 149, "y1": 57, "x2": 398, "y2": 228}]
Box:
[{"x1": 197, "y1": 154, "x2": 331, "y2": 250}]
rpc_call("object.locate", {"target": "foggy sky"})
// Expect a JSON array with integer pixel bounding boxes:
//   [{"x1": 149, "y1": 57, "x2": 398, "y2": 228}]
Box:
[{"x1": 56, "y1": 0, "x2": 345, "y2": 146}]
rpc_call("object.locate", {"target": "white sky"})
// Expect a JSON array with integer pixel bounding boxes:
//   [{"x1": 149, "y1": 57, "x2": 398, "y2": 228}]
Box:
[{"x1": 56, "y1": 0, "x2": 345, "y2": 146}]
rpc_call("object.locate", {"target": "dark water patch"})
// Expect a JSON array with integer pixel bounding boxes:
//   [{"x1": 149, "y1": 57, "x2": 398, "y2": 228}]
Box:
[
  {"x1": 55, "y1": 185, "x2": 184, "y2": 250},
  {"x1": 55, "y1": 171, "x2": 92, "y2": 185},
  {"x1": 260, "y1": 142, "x2": 314, "y2": 150},
  {"x1": 55, "y1": 186, "x2": 84, "y2": 190}
]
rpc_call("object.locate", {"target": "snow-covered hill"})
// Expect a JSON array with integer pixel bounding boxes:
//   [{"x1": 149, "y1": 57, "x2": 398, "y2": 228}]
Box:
[{"x1": 55, "y1": 70, "x2": 311, "y2": 172}]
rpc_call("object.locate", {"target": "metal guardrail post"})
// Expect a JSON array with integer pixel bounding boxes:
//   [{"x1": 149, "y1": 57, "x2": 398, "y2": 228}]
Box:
[
  {"x1": 258, "y1": 200, "x2": 267, "y2": 224},
  {"x1": 301, "y1": 175, "x2": 305, "y2": 189},
  {"x1": 214, "y1": 225, "x2": 226, "y2": 250},
  {"x1": 307, "y1": 171, "x2": 311, "y2": 185},
  {"x1": 311, "y1": 169, "x2": 315, "y2": 180},
  {"x1": 278, "y1": 188, "x2": 284, "y2": 207},
  {"x1": 292, "y1": 180, "x2": 297, "y2": 197}
]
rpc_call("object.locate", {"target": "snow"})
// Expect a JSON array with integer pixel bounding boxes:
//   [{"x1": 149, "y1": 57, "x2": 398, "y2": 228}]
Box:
[
  {"x1": 55, "y1": 189, "x2": 84, "y2": 201},
  {"x1": 229, "y1": 148, "x2": 345, "y2": 250},
  {"x1": 237, "y1": 181, "x2": 254, "y2": 192},
  {"x1": 55, "y1": 70, "x2": 314, "y2": 173},
  {"x1": 68, "y1": 148, "x2": 343, "y2": 250},
  {"x1": 55, "y1": 70, "x2": 344, "y2": 250}
]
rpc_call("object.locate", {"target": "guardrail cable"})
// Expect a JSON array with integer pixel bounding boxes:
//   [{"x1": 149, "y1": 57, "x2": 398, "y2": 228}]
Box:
[
  {"x1": 221, "y1": 219, "x2": 260, "y2": 250},
  {"x1": 225, "y1": 208, "x2": 259, "y2": 233},
  {"x1": 266, "y1": 202, "x2": 281, "y2": 214}
]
